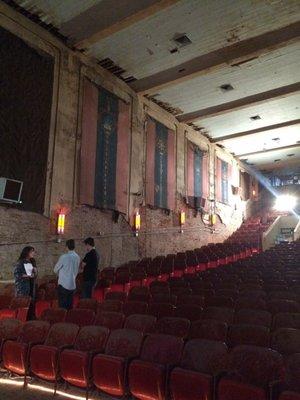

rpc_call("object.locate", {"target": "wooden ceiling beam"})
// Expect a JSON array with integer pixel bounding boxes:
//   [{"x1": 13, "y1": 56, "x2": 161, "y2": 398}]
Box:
[
  {"x1": 212, "y1": 119, "x2": 300, "y2": 143},
  {"x1": 237, "y1": 143, "x2": 300, "y2": 157},
  {"x1": 177, "y1": 82, "x2": 300, "y2": 123},
  {"x1": 130, "y1": 21, "x2": 300, "y2": 94},
  {"x1": 75, "y1": 0, "x2": 181, "y2": 50}
]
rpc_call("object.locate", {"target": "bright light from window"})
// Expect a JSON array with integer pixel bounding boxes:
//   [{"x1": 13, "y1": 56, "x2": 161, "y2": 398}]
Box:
[{"x1": 274, "y1": 195, "x2": 297, "y2": 211}]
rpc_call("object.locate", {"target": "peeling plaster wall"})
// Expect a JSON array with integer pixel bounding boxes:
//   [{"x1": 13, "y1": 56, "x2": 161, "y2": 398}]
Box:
[{"x1": 0, "y1": 3, "x2": 252, "y2": 280}]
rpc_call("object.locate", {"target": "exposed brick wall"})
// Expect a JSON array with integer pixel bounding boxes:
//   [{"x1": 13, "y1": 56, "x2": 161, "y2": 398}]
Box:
[{"x1": 0, "y1": 7, "x2": 253, "y2": 280}]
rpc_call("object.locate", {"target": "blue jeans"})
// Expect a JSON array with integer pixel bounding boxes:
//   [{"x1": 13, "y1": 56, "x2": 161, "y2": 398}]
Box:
[
  {"x1": 81, "y1": 281, "x2": 96, "y2": 299},
  {"x1": 58, "y1": 285, "x2": 74, "y2": 310}
]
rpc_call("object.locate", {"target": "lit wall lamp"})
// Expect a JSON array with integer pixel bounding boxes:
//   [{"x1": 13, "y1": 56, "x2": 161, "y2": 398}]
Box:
[
  {"x1": 57, "y1": 211, "x2": 65, "y2": 242},
  {"x1": 210, "y1": 214, "x2": 217, "y2": 226},
  {"x1": 134, "y1": 211, "x2": 141, "y2": 237},
  {"x1": 180, "y1": 211, "x2": 185, "y2": 233}
]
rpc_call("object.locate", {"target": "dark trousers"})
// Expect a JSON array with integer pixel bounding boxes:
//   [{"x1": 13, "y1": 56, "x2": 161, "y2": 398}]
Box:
[
  {"x1": 58, "y1": 285, "x2": 74, "y2": 310},
  {"x1": 81, "y1": 281, "x2": 96, "y2": 299}
]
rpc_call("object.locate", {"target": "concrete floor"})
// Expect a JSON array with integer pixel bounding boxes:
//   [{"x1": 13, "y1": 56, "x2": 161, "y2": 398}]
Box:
[{"x1": 0, "y1": 377, "x2": 119, "y2": 400}]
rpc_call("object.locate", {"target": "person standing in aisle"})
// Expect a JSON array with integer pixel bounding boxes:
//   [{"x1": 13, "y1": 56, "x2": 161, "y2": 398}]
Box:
[
  {"x1": 81, "y1": 237, "x2": 100, "y2": 299},
  {"x1": 54, "y1": 239, "x2": 80, "y2": 310}
]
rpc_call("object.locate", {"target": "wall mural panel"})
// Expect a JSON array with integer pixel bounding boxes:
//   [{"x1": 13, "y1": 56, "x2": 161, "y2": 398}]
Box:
[
  {"x1": 80, "y1": 78, "x2": 130, "y2": 214},
  {"x1": 146, "y1": 117, "x2": 175, "y2": 211},
  {"x1": 186, "y1": 139, "x2": 209, "y2": 210}
]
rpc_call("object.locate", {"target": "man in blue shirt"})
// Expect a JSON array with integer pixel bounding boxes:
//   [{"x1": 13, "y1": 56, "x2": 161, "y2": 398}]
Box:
[{"x1": 54, "y1": 239, "x2": 80, "y2": 309}]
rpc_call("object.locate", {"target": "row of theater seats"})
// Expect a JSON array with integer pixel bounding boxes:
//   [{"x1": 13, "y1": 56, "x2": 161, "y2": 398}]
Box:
[
  {"x1": 36, "y1": 305, "x2": 300, "y2": 355},
  {"x1": 34, "y1": 216, "x2": 270, "y2": 304},
  {"x1": 226, "y1": 215, "x2": 273, "y2": 245},
  {"x1": 0, "y1": 317, "x2": 299, "y2": 400}
]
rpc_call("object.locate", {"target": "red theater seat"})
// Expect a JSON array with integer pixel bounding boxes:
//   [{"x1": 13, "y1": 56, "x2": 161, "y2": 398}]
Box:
[
  {"x1": 128, "y1": 287, "x2": 150, "y2": 302},
  {"x1": 148, "y1": 302, "x2": 174, "y2": 318},
  {"x1": 155, "y1": 317, "x2": 190, "y2": 338},
  {"x1": 92, "y1": 329, "x2": 143, "y2": 397},
  {"x1": 278, "y1": 353, "x2": 300, "y2": 400},
  {"x1": 128, "y1": 334, "x2": 184, "y2": 400},
  {"x1": 217, "y1": 345, "x2": 284, "y2": 400},
  {"x1": 0, "y1": 295, "x2": 12, "y2": 309},
  {"x1": 105, "y1": 291, "x2": 127, "y2": 302},
  {"x1": 123, "y1": 301, "x2": 148, "y2": 317},
  {"x1": 268, "y1": 300, "x2": 300, "y2": 315},
  {"x1": 271, "y1": 328, "x2": 300, "y2": 357},
  {"x1": 98, "y1": 300, "x2": 123, "y2": 313},
  {"x1": 0, "y1": 318, "x2": 22, "y2": 356},
  {"x1": 76, "y1": 298, "x2": 98, "y2": 312},
  {"x1": 151, "y1": 293, "x2": 177, "y2": 305},
  {"x1": 65, "y1": 308, "x2": 95, "y2": 327},
  {"x1": 273, "y1": 313, "x2": 300, "y2": 330},
  {"x1": 203, "y1": 307, "x2": 234, "y2": 324},
  {"x1": 2, "y1": 320, "x2": 50, "y2": 380},
  {"x1": 29, "y1": 322, "x2": 79, "y2": 390},
  {"x1": 94, "y1": 311, "x2": 124, "y2": 330},
  {"x1": 206, "y1": 296, "x2": 234, "y2": 308},
  {"x1": 124, "y1": 314, "x2": 156, "y2": 333},
  {"x1": 177, "y1": 294, "x2": 205, "y2": 307},
  {"x1": 235, "y1": 309, "x2": 272, "y2": 328},
  {"x1": 40, "y1": 308, "x2": 67, "y2": 324},
  {"x1": 189, "y1": 319, "x2": 228, "y2": 342},
  {"x1": 35, "y1": 300, "x2": 52, "y2": 319},
  {"x1": 170, "y1": 339, "x2": 228, "y2": 400},
  {"x1": 60, "y1": 326, "x2": 109, "y2": 394},
  {"x1": 0, "y1": 296, "x2": 31, "y2": 321},
  {"x1": 175, "y1": 304, "x2": 203, "y2": 321},
  {"x1": 227, "y1": 324, "x2": 270, "y2": 348},
  {"x1": 235, "y1": 296, "x2": 267, "y2": 310}
]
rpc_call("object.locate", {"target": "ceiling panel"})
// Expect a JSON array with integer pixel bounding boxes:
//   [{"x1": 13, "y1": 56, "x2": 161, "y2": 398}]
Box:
[
  {"x1": 87, "y1": 0, "x2": 300, "y2": 79},
  {"x1": 221, "y1": 124, "x2": 300, "y2": 155},
  {"x1": 14, "y1": 0, "x2": 103, "y2": 26},
  {"x1": 240, "y1": 145, "x2": 300, "y2": 166},
  {"x1": 157, "y1": 42, "x2": 300, "y2": 113},
  {"x1": 197, "y1": 94, "x2": 300, "y2": 138}
]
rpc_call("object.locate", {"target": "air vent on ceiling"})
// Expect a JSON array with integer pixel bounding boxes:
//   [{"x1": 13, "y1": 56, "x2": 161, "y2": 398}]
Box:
[
  {"x1": 250, "y1": 115, "x2": 261, "y2": 121},
  {"x1": 287, "y1": 153, "x2": 295, "y2": 157},
  {"x1": 173, "y1": 34, "x2": 192, "y2": 47},
  {"x1": 220, "y1": 84, "x2": 234, "y2": 92},
  {"x1": 272, "y1": 137, "x2": 280, "y2": 141},
  {"x1": 274, "y1": 159, "x2": 281, "y2": 162}
]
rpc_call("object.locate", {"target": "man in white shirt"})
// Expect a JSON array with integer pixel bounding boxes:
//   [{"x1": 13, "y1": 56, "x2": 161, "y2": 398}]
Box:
[{"x1": 54, "y1": 239, "x2": 80, "y2": 310}]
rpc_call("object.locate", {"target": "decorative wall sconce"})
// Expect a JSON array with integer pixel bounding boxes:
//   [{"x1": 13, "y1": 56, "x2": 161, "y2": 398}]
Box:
[
  {"x1": 57, "y1": 212, "x2": 65, "y2": 234},
  {"x1": 180, "y1": 211, "x2": 185, "y2": 233},
  {"x1": 210, "y1": 214, "x2": 217, "y2": 226},
  {"x1": 134, "y1": 211, "x2": 141, "y2": 236}
]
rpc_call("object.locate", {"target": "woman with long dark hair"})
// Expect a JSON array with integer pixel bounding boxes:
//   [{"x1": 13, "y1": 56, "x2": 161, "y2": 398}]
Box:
[{"x1": 14, "y1": 246, "x2": 37, "y2": 297}]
